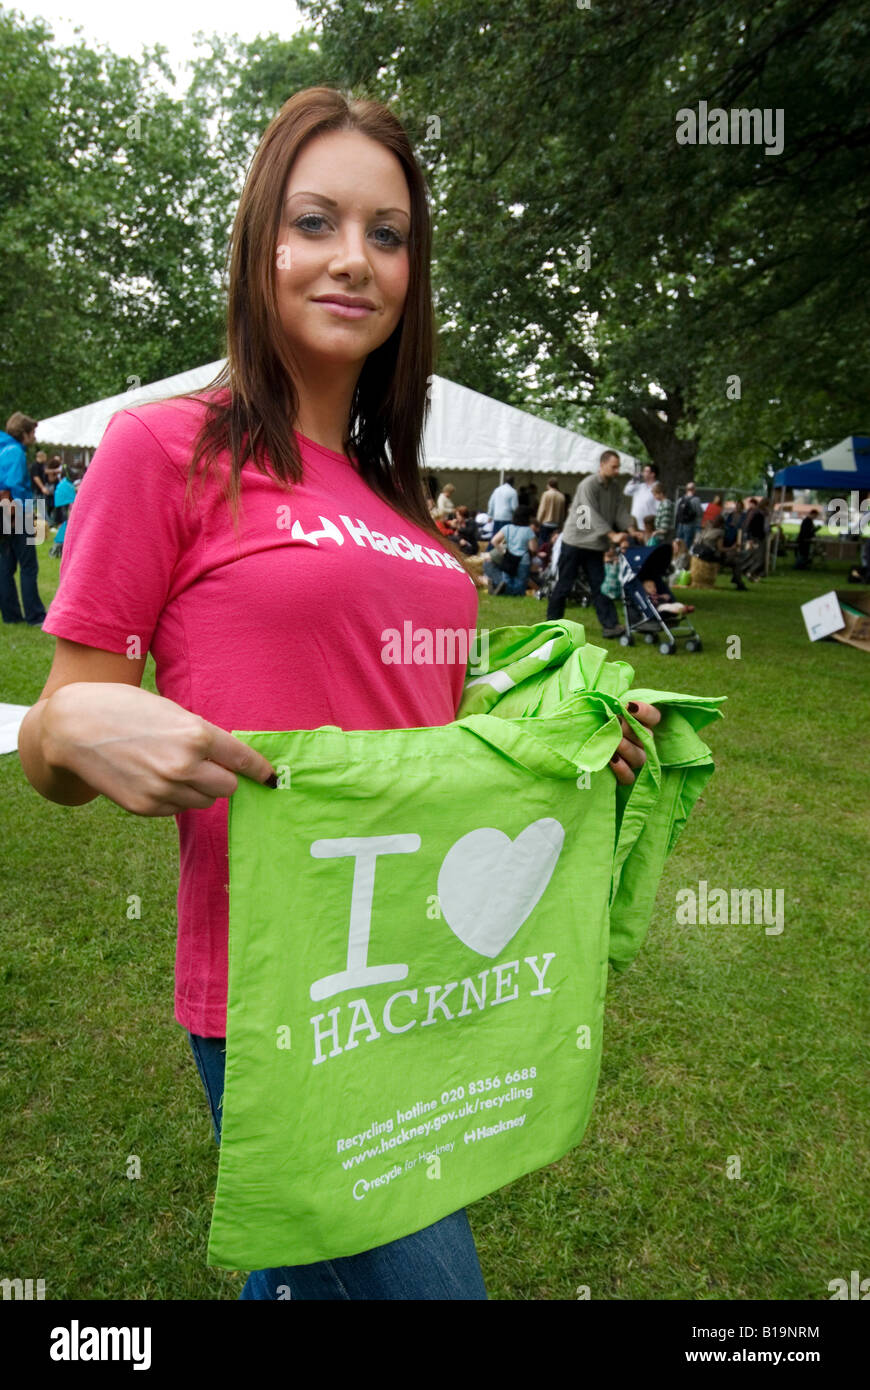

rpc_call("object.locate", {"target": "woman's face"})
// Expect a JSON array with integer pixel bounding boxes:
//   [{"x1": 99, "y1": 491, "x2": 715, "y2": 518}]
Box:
[{"x1": 275, "y1": 130, "x2": 411, "y2": 373}]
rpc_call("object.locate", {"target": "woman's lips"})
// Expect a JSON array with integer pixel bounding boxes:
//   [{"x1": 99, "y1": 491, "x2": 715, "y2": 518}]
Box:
[{"x1": 314, "y1": 300, "x2": 374, "y2": 319}]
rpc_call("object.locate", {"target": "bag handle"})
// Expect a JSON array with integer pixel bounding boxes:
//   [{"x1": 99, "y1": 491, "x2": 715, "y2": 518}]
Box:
[{"x1": 456, "y1": 704, "x2": 628, "y2": 780}]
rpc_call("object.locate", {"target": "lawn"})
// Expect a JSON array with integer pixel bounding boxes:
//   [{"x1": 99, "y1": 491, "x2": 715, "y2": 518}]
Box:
[{"x1": 1, "y1": 538, "x2": 867, "y2": 1300}]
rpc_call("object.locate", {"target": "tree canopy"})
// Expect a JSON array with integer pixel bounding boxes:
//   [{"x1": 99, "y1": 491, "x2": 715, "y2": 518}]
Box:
[{"x1": 1, "y1": 0, "x2": 866, "y2": 488}]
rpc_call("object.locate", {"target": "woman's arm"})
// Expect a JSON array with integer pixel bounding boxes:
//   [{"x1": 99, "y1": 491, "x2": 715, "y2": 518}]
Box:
[
  {"x1": 19, "y1": 638, "x2": 278, "y2": 815},
  {"x1": 20, "y1": 697, "x2": 101, "y2": 805},
  {"x1": 18, "y1": 640, "x2": 145, "y2": 805}
]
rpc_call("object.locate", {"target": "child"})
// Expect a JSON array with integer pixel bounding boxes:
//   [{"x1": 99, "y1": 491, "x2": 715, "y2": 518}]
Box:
[
  {"x1": 642, "y1": 514, "x2": 657, "y2": 545},
  {"x1": 651, "y1": 483, "x2": 675, "y2": 543},
  {"x1": 668, "y1": 537, "x2": 690, "y2": 585},
  {"x1": 601, "y1": 546, "x2": 622, "y2": 601},
  {"x1": 642, "y1": 578, "x2": 694, "y2": 617}
]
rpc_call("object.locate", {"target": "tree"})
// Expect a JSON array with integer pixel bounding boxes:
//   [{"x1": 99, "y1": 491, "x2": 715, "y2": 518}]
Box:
[
  {"x1": 302, "y1": 0, "x2": 870, "y2": 487},
  {"x1": 0, "y1": 12, "x2": 328, "y2": 417}
]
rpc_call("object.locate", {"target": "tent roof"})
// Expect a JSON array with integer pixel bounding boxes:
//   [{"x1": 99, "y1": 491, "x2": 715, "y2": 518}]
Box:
[
  {"x1": 35, "y1": 361, "x2": 637, "y2": 473},
  {"x1": 773, "y1": 435, "x2": 870, "y2": 489},
  {"x1": 35, "y1": 359, "x2": 227, "y2": 452},
  {"x1": 422, "y1": 375, "x2": 636, "y2": 473}
]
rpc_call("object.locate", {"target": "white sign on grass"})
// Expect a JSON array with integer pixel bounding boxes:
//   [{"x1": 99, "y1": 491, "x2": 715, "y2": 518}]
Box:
[{"x1": 800, "y1": 592, "x2": 845, "y2": 642}]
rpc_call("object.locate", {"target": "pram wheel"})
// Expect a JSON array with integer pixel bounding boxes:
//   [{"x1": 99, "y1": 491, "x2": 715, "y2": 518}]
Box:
[
  {"x1": 619, "y1": 633, "x2": 635, "y2": 646},
  {"x1": 643, "y1": 632, "x2": 656, "y2": 644},
  {"x1": 658, "y1": 641, "x2": 677, "y2": 655},
  {"x1": 685, "y1": 638, "x2": 703, "y2": 652}
]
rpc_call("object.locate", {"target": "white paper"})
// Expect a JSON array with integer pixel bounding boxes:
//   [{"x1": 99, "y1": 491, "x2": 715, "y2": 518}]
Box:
[{"x1": 800, "y1": 591, "x2": 845, "y2": 642}]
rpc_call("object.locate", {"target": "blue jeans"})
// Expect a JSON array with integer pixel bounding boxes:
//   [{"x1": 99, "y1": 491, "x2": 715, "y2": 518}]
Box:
[
  {"x1": 0, "y1": 524, "x2": 47, "y2": 625},
  {"x1": 186, "y1": 1031, "x2": 488, "y2": 1300},
  {"x1": 676, "y1": 522, "x2": 699, "y2": 551},
  {"x1": 483, "y1": 551, "x2": 531, "y2": 595}
]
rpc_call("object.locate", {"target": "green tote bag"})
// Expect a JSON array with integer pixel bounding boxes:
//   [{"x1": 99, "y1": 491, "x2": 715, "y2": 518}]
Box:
[{"x1": 207, "y1": 620, "x2": 724, "y2": 1270}]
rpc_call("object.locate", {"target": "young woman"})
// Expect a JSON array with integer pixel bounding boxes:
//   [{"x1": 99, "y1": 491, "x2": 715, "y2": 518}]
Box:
[{"x1": 18, "y1": 86, "x2": 660, "y2": 1300}]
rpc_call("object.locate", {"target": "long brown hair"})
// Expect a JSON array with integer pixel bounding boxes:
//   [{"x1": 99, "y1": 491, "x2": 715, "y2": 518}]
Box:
[{"x1": 169, "y1": 85, "x2": 476, "y2": 580}]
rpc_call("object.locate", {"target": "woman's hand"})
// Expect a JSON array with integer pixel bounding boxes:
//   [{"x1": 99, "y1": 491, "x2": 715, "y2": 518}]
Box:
[
  {"x1": 42, "y1": 682, "x2": 278, "y2": 817},
  {"x1": 608, "y1": 699, "x2": 662, "y2": 785}
]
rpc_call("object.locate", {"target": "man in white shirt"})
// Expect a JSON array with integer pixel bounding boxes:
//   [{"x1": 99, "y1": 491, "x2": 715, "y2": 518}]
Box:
[
  {"x1": 486, "y1": 476, "x2": 519, "y2": 551},
  {"x1": 624, "y1": 463, "x2": 659, "y2": 531}
]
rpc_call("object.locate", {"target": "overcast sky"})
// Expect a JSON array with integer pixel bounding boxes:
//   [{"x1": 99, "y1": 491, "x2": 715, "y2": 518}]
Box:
[{"x1": 9, "y1": 0, "x2": 307, "y2": 88}]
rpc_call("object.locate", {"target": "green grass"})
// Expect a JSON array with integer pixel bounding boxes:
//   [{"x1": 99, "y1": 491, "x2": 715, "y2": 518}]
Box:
[
  {"x1": 2, "y1": 539, "x2": 867, "y2": 1299},
  {"x1": 778, "y1": 520, "x2": 858, "y2": 540}
]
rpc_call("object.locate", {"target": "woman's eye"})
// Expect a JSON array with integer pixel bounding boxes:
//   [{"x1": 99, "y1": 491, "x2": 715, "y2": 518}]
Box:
[
  {"x1": 295, "y1": 214, "x2": 329, "y2": 233},
  {"x1": 293, "y1": 215, "x2": 405, "y2": 247},
  {"x1": 372, "y1": 226, "x2": 406, "y2": 247}
]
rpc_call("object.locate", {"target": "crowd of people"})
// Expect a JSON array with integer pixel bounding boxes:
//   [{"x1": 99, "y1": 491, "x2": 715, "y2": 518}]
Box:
[
  {"x1": 425, "y1": 475, "x2": 565, "y2": 600},
  {"x1": 4, "y1": 417, "x2": 866, "y2": 642},
  {"x1": 424, "y1": 457, "x2": 852, "y2": 642},
  {"x1": 29, "y1": 448, "x2": 79, "y2": 526}
]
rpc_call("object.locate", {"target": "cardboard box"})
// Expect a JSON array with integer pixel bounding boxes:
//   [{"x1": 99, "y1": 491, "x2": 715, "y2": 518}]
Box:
[
  {"x1": 832, "y1": 590, "x2": 870, "y2": 652},
  {"x1": 802, "y1": 590, "x2": 870, "y2": 652}
]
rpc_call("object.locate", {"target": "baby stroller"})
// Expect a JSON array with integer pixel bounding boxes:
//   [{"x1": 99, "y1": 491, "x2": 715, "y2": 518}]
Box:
[
  {"x1": 616, "y1": 544, "x2": 703, "y2": 654},
  {"x1": 534, "y1": 532, "x2": 594, "y2": 607}
]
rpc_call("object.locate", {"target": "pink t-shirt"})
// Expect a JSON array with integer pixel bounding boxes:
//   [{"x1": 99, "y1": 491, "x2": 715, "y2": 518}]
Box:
[{"x1": 43, "y1": 392, "x2": 479, "y2": 1035}]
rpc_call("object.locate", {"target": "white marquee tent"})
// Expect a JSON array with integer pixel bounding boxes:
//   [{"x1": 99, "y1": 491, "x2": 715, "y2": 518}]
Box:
[{"x1": 36, "y1": 361, "x2": 636, "y2": 505}]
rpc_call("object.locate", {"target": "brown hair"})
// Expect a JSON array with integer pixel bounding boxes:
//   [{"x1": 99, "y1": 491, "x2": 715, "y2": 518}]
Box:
[
  {"x1": 5, "y1": 412, "x2": 38, "y2": 440},
  {"x1": 168, "y1": 85, "x2": 475, "y2": 579}
]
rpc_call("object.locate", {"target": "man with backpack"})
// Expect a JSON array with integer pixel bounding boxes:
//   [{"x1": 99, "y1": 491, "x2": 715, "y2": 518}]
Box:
[{"x1": 675, "y1": 481, "x2": 704, "y2": 550}]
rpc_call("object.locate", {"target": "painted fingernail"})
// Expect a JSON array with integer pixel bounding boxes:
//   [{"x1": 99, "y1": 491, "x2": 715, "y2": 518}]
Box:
[
  {"x1": 610, "y1": 752, "x2": 621, "y2": 763},
  {"x1": 627, "y1": 702, "x2": 639, "y2": 713},
  {"x1": 264, "y1": 772, "x2": 279, "y2": 788}
]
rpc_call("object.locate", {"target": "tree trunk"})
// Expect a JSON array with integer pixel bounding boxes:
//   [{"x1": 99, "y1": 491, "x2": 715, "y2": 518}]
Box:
[{"x1": 623, "y1": 393, "x2": 699, "y2": 493}]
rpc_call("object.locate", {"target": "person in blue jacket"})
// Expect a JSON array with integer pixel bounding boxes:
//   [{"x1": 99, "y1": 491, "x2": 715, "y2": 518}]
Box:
[{"x1": 0, "y1": 412, "x2": 48, "y2": 626}]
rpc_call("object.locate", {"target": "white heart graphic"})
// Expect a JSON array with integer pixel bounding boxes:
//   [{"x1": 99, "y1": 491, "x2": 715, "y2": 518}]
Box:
[{"x1": 437, "y1": 818, "x2": 565, "y2": 958}]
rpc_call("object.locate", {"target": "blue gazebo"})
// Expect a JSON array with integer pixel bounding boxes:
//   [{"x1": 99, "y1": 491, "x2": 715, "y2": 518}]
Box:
[
  {"x1": 772, "y1": 435, "x2": 870, "y2": 565},
  {"x1": 773, "y1": 435, "x2": 870, "y2": 492}
]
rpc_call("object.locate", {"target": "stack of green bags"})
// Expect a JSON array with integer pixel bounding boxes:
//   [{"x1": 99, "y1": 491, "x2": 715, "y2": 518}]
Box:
[{"x1": 207, "y1": 619, "x2": 724, "y2": 1270}]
